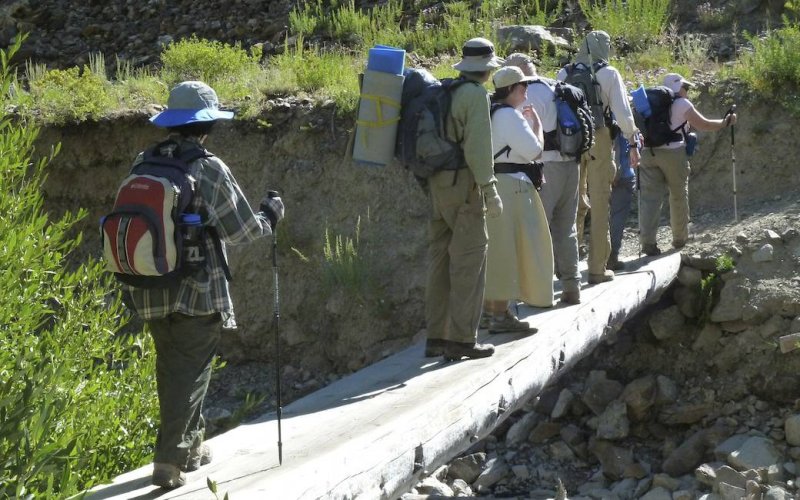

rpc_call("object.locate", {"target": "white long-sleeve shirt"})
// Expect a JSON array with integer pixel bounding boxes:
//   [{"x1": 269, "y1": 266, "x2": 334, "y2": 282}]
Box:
[
  {"x1": 491, "y1": 106, "x2": 543, "y2": 184},
  {"x1": 524, "y1": 78, "x2": 570, "y2": 163},
  {"x1": 557, "y1": 64, "x2": 638, "y2": 143}
]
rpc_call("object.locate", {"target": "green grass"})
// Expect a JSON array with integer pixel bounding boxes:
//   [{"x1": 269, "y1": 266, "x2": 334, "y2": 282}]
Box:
[
  {"x1": 322, "y1": 216, "x2": 370, "y2": 295},
  {"x1": 2, "y1": 0, "x2": 796, "y2": 125},
  {"x1": 265, "y1": 39, "x2": 361, "y2": 112},
  {"x1": 578, "y1": 0, "x2": 671, "y2": 49}
]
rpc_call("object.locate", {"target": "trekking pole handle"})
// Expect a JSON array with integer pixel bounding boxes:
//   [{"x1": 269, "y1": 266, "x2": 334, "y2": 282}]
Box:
[{"x1": 725, "y1": 105, "x2": 736, "y2": 145}]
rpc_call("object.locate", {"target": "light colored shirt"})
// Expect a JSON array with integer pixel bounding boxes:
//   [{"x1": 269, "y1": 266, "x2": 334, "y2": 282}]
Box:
[
  {"x1": 557, "y1": 64, "x2": 639, "y2": 143},
  {"x1": 124, "y1": 136, "x2": 272, "y2": 321},
  {"x1": 491, "y1": 106, "x2": 543, "y2": 184},
  {"x1": 525, "y1": 78, "x2": 570, "y2": 163}
]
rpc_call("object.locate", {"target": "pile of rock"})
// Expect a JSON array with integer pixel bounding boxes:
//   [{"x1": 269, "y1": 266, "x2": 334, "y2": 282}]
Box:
[
  {"x1": 405, "y1": 227, "x2": 800, "y2": 499},
  {"x1": 0, "y1": 0, "x2": 294, "y2": 68}
]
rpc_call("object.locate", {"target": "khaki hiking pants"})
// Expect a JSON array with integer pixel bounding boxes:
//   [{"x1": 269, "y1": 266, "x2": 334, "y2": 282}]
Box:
[
  {"x1": 425, "y1": 168, "x2": 488, "y2": 345},
  {"x1": 638, "y1": 146, "x2": 690, "y2": 247},
  {"x1": 576, "y1": 157, "x2": 590, "y2": 249},
  {"x1": 539, "y1": 160, "x2": 581, "y2": 294},
  {"x1": 584, "y1": 127, "x2": 616, "y2": 276}
]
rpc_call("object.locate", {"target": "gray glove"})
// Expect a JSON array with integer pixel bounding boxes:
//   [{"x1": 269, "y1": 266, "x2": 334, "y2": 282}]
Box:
[
  {"x1": 482, "y1": 183, "x2": 503, "y2": 218},
  {"x1": 260, "y1": 194, "x2": 285, "y2": 229}
]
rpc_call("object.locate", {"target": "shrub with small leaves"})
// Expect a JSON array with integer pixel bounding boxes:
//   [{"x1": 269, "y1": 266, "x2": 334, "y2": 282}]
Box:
[
  {"x1": 26, "y1": 66, "x2": 114, "y2": 124},
  {"x1": 0, "y1": 37, "x2": 158, "y2": 497},
  {"x1": 161, "y1": 36, "x2": 264, "y2": 104}
]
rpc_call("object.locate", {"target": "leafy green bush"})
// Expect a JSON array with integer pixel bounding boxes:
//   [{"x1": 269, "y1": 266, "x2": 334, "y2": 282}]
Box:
[
  {"x1": 0, "y1": 38, "x2": 158, "y2": 497},
  {"x1": 160, "y1": 36, "x2": 265, "y2": 103},
  {"x1": 675, "y1": 33, "x2": 712, "y2": 70},
  {"x1": 697, "y1": 255, "x2": 736, "y2": 325},
  {"x1": 578, "y1": 0, "x2": 671, "y2": 48},
  {"x1": 734, "y1": 24, "x2": 800, "y2": 95},
  {"x1": 26, "y1": 66, "x2": 115, "y2": 125},
  {"x1": 289, "y1": 0, "x2": 323, "y2": 38},
  {"x1": 696, "y1": 1, "x2": 732, "y2": 30}
]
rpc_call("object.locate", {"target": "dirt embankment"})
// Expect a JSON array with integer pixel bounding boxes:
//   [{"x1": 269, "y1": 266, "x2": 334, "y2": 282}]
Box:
[
  {"x1": 38, "y1": 101, "x2": 429, "y2": 380},
  {"x1": 36, "y1": 90, "x2": 798, "y2": 375}
]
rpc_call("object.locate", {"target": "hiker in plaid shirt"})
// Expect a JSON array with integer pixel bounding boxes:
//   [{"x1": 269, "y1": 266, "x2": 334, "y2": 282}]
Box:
[{"x1": 124, "y1": 81, "x2": 285, "y2": 489}]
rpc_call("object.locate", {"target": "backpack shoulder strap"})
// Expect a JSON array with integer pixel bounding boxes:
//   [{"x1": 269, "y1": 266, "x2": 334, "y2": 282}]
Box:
[
  {"x1": 177, "y1": 143, "x2": 213, "y2": 163},
  {"x1": 490, "y1": 102, "x2": 513, "y2": 117},
  {"x1": 531, "y1": 77, "x2": 557, "y2": 90},
  {"x1": 442, "y1": 76, "x2": 473, "y2": 92},
  {"x1": 490, "y1": 102, "x2": 514, "y2": 160}
]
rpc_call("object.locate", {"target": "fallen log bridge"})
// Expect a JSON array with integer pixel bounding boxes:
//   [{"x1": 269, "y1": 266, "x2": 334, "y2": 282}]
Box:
[{"x1": 89, "y1": 253, "x2": 681, "y2": 500}]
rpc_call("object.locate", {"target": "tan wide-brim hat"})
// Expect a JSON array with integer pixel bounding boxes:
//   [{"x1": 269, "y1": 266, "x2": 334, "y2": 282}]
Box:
[
  {"x1": 492, "y1": 66, "x2": 535, "y2": 89},
  {"x1": 452, "y1": 37, "x2": 505, "y2": 72},
  {"x1": 504, "y1": 52, "x2": 538, "y2": 76}
]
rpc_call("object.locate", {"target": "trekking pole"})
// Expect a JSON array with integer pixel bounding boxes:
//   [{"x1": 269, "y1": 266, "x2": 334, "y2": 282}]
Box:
[
  {"x1": 267, "y1": 190, "x2": 283, "y2": 465},
  {"x1": 634, "y1": 135, "x2": 642, "y2": 260},
  {"x1": 725, "y1": 105, "x2": 737, "y2": 222}
]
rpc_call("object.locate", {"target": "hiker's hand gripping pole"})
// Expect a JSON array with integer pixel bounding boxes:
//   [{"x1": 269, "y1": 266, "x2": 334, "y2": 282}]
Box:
[
  {"x1": 725, "y1": 105, "x2": 737, "y2": 222},
  {"x1": 267, "y1": 190, "x2": 283, "y2": 465}
]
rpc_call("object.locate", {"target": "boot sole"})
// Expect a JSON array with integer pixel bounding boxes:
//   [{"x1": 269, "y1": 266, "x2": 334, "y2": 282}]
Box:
[
  {"x1": 488, "y1": 327, "x2": 537, "y2": 335},
  {"x1": 442, "y1": 350, "x2": 495, "y2": 361}
]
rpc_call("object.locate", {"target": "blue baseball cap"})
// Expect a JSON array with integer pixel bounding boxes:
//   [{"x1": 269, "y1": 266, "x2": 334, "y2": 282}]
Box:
[{"x1": 150, "y1": 81, "x2": 234, "y2": 127}]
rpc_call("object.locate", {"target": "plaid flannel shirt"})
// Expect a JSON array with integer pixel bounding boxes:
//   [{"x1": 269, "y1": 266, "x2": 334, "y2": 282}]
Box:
[{"x1": 123, "y1": 136, "x2": 271, "y2": 321}]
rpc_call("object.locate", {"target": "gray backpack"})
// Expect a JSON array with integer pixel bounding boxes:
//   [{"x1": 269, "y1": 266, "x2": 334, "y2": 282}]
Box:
[
  {"x1": 563, "y1": 62, "x2": 608, "y2": 129},
  {"x1": 395, "y1": 69, "x2": 472, "y2": 179}
]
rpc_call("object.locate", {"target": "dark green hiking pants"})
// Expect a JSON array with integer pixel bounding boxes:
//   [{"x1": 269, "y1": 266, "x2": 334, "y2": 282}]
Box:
[{"x1": 148, "y1": 312, "x2": 221, "y2": 467}]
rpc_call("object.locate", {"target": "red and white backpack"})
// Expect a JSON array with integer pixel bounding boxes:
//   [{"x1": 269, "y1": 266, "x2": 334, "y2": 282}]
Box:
[{"x1": 101, "y1": 140, "x2": 211, "y2": 288}]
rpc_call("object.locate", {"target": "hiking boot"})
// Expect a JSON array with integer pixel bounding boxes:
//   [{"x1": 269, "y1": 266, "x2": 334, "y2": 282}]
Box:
[
  {"x1": 672, "y1": 239, "x2": 686, "y2": 250},
  {"x1": 642, "y1": 244, "x2": 661, "y2": 256},
  {"x1": 488, "y1": 312, "x2": 537, "y2": 335},
  {"x1": 424, "y1": 338, "x2": 446, "y2": 357},
  {"x1": 184, "y1": 444, "x2": 213, "y2": 472},
  {"x1": 152, "y1": 463, "x2": 186, "y2": 490},
  {"x1": 479, "y1": 312, "x2": 491, "y2": 330},
  {"x1": 442, "y1": 341, "x2": 495, "y2": 361},
  {"x1": 588, "y1": 270, "x2": 615, "y2": 284},
  {"x1": 560, "y1": 290, "x2": 581, "y2": 305},
  {"x1": 607, "y1": 252, "x2": 625, "y2": 271}
]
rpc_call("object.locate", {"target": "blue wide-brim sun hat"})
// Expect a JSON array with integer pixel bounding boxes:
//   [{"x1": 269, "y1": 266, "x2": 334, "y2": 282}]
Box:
[{"x1": 150, "y1": 81, "x2": 234, "y2": 127}]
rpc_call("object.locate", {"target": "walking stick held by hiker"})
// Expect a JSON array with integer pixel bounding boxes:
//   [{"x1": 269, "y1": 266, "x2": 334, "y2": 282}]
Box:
[
  {"x1": 267, "y1": 190, "x2": 284, "y2": 465},
  {"x1": 725, "y1": 105, "x2": 737, "y2": 222}
]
